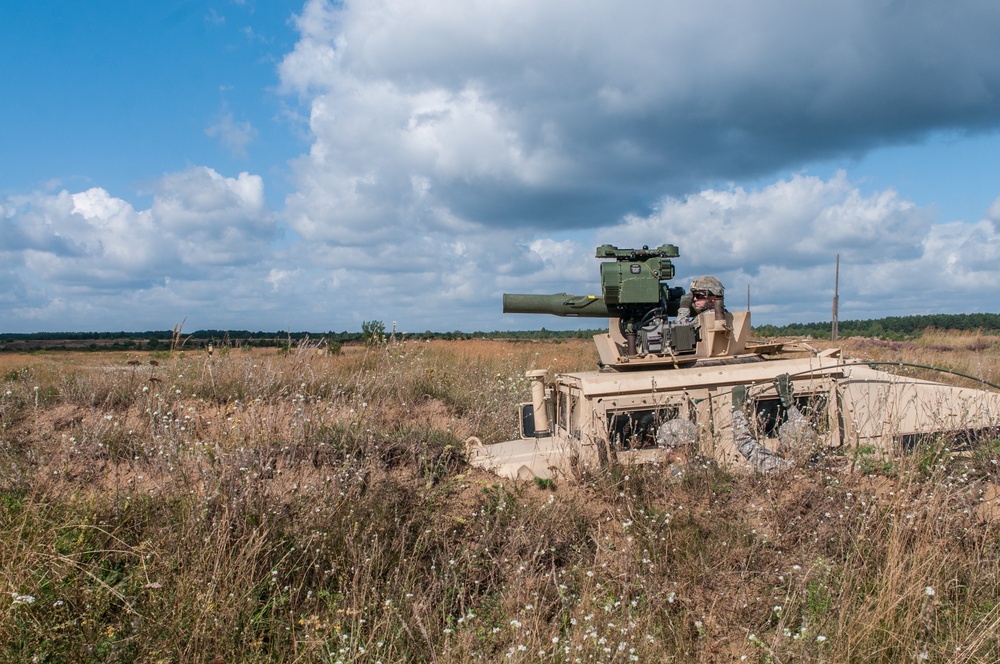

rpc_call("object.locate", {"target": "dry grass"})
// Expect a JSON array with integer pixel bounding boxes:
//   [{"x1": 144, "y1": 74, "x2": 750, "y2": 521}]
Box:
[
  {"x1": 1, "y1": 333, "x2": 999, "y2": 662},
  {"x1": 834, "y1": 329, "x2": 1000, "y2": 388}
]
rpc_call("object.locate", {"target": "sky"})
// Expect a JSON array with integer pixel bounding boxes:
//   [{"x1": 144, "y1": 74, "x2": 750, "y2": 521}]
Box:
[{"x1": 2, "y1": 0, "x2": 1000, "y2": 334}]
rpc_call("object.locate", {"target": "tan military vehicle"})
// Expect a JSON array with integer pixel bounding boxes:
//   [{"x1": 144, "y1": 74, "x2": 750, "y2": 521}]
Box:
[{"x1": 467, "y1": 245, "x2": 1000, "y2": 480}]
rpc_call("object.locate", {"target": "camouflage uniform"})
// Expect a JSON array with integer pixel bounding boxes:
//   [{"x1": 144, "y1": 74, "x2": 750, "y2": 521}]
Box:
[
  {"x1": 676, "y1": 275, "x2": 725, "y2": 323},
  {"x1": 773, "y1": 372, "x2": 819, "y2": 456},
  {"x1": 655, "y1": 418, "x2": 700, "y2": 478},
  {"x1": 778, "y1": 405, "x2": 819, "y2": 454},
  {"x1": 656, "y1": 418, "x2": 698, "y2": 447},
  {"x1": 732, "y1": 409, "x2": 793, "y2": 473},
  {"x1": 731, "y1": 382, "x2": 795, "y2": 473}
]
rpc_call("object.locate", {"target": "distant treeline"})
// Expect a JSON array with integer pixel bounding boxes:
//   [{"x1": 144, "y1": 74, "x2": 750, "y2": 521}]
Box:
[
  {"x1": 2, "y1": 313, "x2": 999, "y2": 352},
  {"x1": 0, "y1": 327, "x2": 603, "y2": 352},
  {"x1": 753, "y1": 313, "x2": 1000, "y2": 340}
]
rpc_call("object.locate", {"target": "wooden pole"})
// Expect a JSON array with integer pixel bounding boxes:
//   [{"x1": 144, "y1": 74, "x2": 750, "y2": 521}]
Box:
[{"x1": 832, "y1": 254, "x2": 840, "y2": 342}]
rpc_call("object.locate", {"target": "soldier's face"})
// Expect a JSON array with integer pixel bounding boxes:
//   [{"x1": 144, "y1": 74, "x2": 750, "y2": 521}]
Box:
[{"x1": 692, "y1": 292, "x2": 717, "y2": 309}]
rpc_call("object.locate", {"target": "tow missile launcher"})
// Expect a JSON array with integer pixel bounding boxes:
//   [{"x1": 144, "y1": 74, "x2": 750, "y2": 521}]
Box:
[
  {"x1": 504, "y1": 244, "x2": 749, "y2": 368},
  {"x1": 469, "y1": 242, "x2": 1000, "y2": 481}
]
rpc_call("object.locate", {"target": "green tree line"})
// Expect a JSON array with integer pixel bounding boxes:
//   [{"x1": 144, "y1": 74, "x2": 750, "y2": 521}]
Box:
[
  {"x1": 3, "y1": 312, "x2": 1000, "y2": 352},
  {"x1": 753, "y1": 313, "x2": 1000, "y2": 340},
  {"x1": 0, "y1": 325, "x2": 605, "y2": 353}
]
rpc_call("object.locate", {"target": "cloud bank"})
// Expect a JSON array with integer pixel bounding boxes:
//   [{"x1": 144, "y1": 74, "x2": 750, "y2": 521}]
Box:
[
  {"x1": 1, "y1": 168, "x2": 277, "y2": 328},
  {"x1": 3, "y1": 0, "x2": 1000, "y2": 332},
  {"x1": 280, "y1": 0, "x2": 1000, "y2": 235}
]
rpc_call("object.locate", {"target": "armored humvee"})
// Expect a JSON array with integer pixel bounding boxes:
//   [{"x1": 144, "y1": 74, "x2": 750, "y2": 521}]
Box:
[{"x1": 467, "y1": 245, "x2": 1000, "y2": 480}]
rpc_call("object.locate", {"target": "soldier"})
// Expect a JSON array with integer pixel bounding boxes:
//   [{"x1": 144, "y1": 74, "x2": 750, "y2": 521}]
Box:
[
  {"x1": 772, "y1": 373, "x2": 820, "y2": 455},
  {"x1": 730, "y1": 376, "x2": 797, "y2": 473},
  {"x1": 655, "y1": 417, "x2": 701, "y2": 471},
  {"x1": 676, "y1": 275, "x2": 725, "y2": 324}
]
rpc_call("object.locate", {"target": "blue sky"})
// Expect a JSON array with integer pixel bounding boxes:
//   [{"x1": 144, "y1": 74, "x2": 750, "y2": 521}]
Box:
[
  {"x1": 0, "y1": 2, "x2": 301, "y2": 206},
  {"x1": 2, "y1": 0, "x2": 1000, "y2": 333}
]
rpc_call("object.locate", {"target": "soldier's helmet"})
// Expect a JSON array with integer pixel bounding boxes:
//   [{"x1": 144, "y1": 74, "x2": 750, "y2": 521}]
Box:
[
  {"x1": 656, "y1": 418, "x2": 697, "y2": 447},
  {"x1": 690, "y1": 275, "x2": 724, "y2": 297}
]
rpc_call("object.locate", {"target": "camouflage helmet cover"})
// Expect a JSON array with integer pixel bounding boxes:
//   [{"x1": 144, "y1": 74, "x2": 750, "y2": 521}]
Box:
[
  {"x1": 690, "y1": 275, "x2": 724, "y2": 297},
  {"x1": 656, "y1": 418, "x2": 697, "y2": 447}
]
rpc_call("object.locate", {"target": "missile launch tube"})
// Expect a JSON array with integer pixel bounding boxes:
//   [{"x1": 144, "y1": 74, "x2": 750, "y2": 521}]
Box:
[{"x1": 503, "y1": 293, "x2": 612, "y2": 317}]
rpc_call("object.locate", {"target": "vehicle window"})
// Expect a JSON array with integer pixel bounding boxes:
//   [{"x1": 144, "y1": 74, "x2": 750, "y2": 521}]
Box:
[
  {"x1": 519, "y1": 404, "x2": 536, "y2": 438},
  {"x1": 606, "y1": 405, "x2": 680, "y2": 449},
  {"x1": 750, "y1": 394, "x2": 829, "y2": 439},
  {"x1": 570, "y1": 394, "x2": 581, "y2": 438},
  {"x1": 558, "y1": 391, "x2": 568, "y2": 431}
]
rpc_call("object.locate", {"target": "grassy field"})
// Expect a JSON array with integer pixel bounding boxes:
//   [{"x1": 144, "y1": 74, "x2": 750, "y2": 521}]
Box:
[{"x1": 2, "y1": 333, "x2": 1000, "y2": 662}]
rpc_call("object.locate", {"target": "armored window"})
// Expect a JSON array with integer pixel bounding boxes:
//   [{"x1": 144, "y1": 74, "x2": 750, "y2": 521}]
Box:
[
  {"x1": 749, "y1": 394, "x2": 829, "y2": 439},
  {"x1": 519, "y1": 403, "x2": 537, "y2": 438},
  {"x1": 895, "y1": 426, "x2": 1000, "y2": 453},
  {"x1": 570, "y1": 394, "x2": 581, "y2": 438},
  {"x1": 606, "y1": 405, "x2": 680, "y2": 450},
  {"x1": 557, "y1": 388, "x2": 574, "y2": 433}
]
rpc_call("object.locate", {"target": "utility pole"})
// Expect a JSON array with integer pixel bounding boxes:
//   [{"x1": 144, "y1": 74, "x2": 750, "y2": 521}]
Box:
[{"x1": 832, "y1": 254, "x2": 840, "y2": 343}]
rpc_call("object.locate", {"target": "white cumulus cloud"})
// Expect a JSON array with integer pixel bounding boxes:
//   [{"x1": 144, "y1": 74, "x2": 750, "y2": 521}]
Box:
[{"x1": 5, "y1": 0, "x2": 1000, "y2": 331}]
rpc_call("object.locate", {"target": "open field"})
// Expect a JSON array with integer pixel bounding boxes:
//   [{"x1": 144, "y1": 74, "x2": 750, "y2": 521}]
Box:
[{"x1": 2, "y1": 333, "x2": 1000, "y2": 662}]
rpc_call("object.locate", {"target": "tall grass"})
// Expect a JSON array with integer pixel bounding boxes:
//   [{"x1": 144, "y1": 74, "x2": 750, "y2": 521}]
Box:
[{"x1": 0, "y1": 334, "x2": 999, "y2": 662}]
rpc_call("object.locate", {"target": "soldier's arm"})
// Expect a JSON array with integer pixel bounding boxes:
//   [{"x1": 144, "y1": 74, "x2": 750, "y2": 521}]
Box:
[{"x1": 676, "y1": 292, "x2": 694, "y2": 322}]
